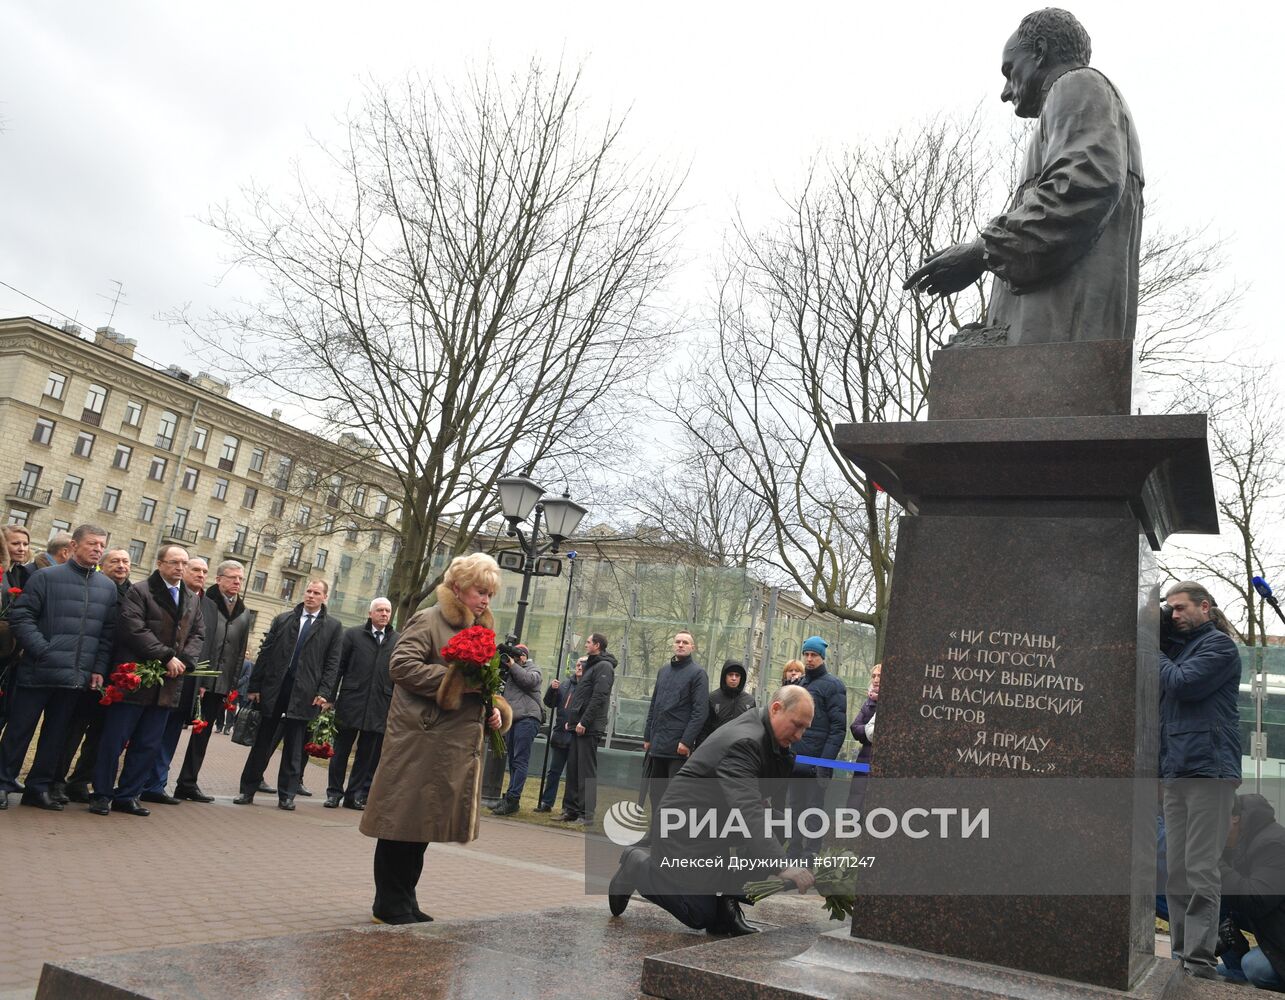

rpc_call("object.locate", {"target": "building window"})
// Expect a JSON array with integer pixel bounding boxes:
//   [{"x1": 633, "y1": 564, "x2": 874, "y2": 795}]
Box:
[
  {"x1": 113, "y1": 443, "x2": 133, "y2": 470},
  {"x1": 339, "y1": 553, "x2": 354, "y2": 575},
  {"x1": 82, "y1": 383, "x2": 108, "y2": 424},
  {"x1": 242, "y1": 486, "x2": 258, "y2": 510},
  {"x1": 212, "y1": 477, "x2": 229, "y2": 502},
  {"x1": 315, "y1": 548, "x2": 329, "y2": 570},
  {"x1": 362, "y1": 563, "x2": 375, "y2": 583},
  {"x1": 127, "y1": 538, "x2": 146, "y2": 564},
  {"x1": 181, "y1": 466, "x2": 199, "y2": 491},
  {"x1": 173, "y1": 507, "x2": 190, "y2": 531},
  {"x1": 122, "y1": 400, "x2": 143, "y2": 428},
  {"x1": 288, "y1": 541, "x2": 304, "y2": 566},
  {"x1": 325, "y1": 475, "x2": 342, "y2": 508},
  {"x1": 19, "y1": 463, "x2": 42, "y2": 490},
  {"x1": 139, "y1": 496, "x2": 157, "y2": 523},
  {"x1": 249, "y1": 447, "x2": 266, "y2": 473},
  {"x1": 49, "y1": 518, "x2": 72, "y2": 541},
  {"x1": 374, "y1": 494, "x2": 389, "y2": 517},
  {"x1": 32, "y1": 418, "x2": 55, "y2": 445},
  {"x1": 280, "y1": 578, "x2": 297, "y2": 602},
  {"x1": 270, "y1": 495, "x2": 285, "y2": 518},
  {"x1": 353, "y1": 485, "x2": 367, "y2": 509},
  {"x1": 7, "y1": 509, "x2": 30, "y2": 526},
  {"x1": 297, "y1": 504, "x2": 311, "y2": 526},
  {"x1": 274, "y1": 457, "x2": 292, "y2": 489},
  {"x1": 61, "y1": 475, "x2": 83, "y2": 503},
  {"x1": 251, "y1": 571, "x2": 268, "y2": 594},
  {"x1": 155, "y1": 410, "x2": 178, "y2": 450},
  {"x1": 148, "y1": 456, "x2": 168, "y2": 481},
  {"x1": 43, "y1": 371, "x2": 67, "y2": 400},
  {"x1": 367, "y1": 533, "x2": 380, "y2": 550},
  {"x1": 390, "y1": 537, "x2": 402, "y2": 557},
  {"x1": 204, "y1": 515, "x2": 220, "y2": 541},
  {"x1": 323, "y1": 514, "x2": 335, "y2": 533},
  {"x1": 261, "y1": 531, "x2": 277, "y2": 554},
  {"x1": 345, "y1": 524, "x2": 359, "y2": 543},
  {"x1": 304, "y1": 467, "x2": 320, "y2": 489},
  {"x1": 219, "y1": 434, "x2": 239, "y2": 472},
  {"x1": 232, "y1": 524, "x2": 249, "y2": 552},
  {"x1": 191, "y1": 425, "x2": 209, "y2": 451},
  {"x1": 101, "y1": 486, "x2": 121, "y2": 513},
  {"x1": 72, "y1": 431, "x2": 95, "y2": 458}
]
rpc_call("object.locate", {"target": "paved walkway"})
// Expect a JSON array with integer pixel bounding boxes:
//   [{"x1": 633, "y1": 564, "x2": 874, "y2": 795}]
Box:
[{"x1": 0, "y1": 730, "x2": 595, "y2": 995}]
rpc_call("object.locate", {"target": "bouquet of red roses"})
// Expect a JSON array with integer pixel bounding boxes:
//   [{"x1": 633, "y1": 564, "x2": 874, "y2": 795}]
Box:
[
  {"x1": 99, "y1": 660, "x2": 166, "y2": 705},
  {"x1": 306, "y1": 708, "x2": 338, "y2": 759},
  {"x1": 438, "y1": 625, "x2": 510, "y2": 756}
]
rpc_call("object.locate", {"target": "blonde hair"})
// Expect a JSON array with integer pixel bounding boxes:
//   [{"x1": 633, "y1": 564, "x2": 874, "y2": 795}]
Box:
[
  {"x1": 444, "y1": 552, "x2": 501, "y2": 596},
  {"x1": 781, "y1": 659, "x2": 805, "y2": 683}
]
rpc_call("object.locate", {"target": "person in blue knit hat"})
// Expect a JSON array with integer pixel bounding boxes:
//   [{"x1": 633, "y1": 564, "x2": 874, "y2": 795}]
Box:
[{"x1": 786, "y1": 635, "x2": 847, "y2": 861}]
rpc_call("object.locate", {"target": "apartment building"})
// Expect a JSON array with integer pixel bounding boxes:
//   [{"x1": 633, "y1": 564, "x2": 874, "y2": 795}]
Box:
[{"x1": 0, "y1": 316, "x2": 402, "y2": 643}]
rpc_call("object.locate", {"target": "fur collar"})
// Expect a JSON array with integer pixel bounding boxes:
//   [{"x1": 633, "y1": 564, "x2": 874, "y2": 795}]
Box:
[{"x1": 435, "y1": 583, "x2": 495, "y2": 630}]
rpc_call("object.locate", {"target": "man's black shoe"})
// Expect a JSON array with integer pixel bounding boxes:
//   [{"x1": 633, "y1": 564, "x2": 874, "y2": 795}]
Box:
[
  {"x1": 558, "y1": 812, "x2": 580, "y2": 822},
  {"x1": 534, "y1": 803, "x2": 551, "y2": 813},
  {"x1": 88, "y1": 797, "x2": 110, "y2": 816},
  {"x1": 343, "y1": 797, "x2": 364, "y2": 811},
  {"x1": 20, "y1": 789, "x2": 64, "y2": 811},
  {"x1": 233, "y1": 793, "x2": 255, "y2": 805},
  {"x1": 0, "y1": 793, "x2": 8, "y2": 810},
  {"x1": 324, "y1": 794, "x2": 341, "y2": 808},
  {"x1": 65, "y1": 785, "x2": 92, "y2": 804},
  {"x1": 140, "y1": 791, "x2": 181, "y2": 805},
  {"x1": 111, "y1": 798, "x2": 151, "y2": 817},
  {"x1": 50, "y1": 783, "x2": 69, "y2": 805},
  {"x1": 412, "y1": 908, "x2": 434, "y2": 922},
  {"x1": 279, "y1": 797, "x2": 296, "y2": 811},
  {"x1": 490, "y1": 798, "x2": 518, "y2": 816},
  {"x1": 175, "y1": 786, "x2": 215, "y2": 803},
  {"x1": 707, "y1": 896, "x2": 757, "y2": 937},
  {"x1": 257, "y1": 781, "x2": 277, "y2": 794},
  {"x1": 608, "y1": 847, "x2": 649, "y2": 916},
  {"x1": 296, "y1": 786, "x2": 313, "y2": 797}
]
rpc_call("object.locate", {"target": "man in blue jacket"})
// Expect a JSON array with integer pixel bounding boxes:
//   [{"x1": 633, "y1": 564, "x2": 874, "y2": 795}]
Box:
[
  {"x1": 786, "y1": 635, "x2": 847, "y2": 861},
  {"x1": 1159, "y1": 581, "x2": 1242, "y2": 981},
  {"x1": 642, "y1": 631, "x2": 709, "y2": 809},
  {"x1": 0, "y1": 525, "x2": 117, "y2": 810}
]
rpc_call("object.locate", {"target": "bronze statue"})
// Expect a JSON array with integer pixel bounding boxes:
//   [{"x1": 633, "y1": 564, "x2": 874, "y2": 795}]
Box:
[{"x1": 904, "y1": 9, "x2": 1144, "y2": 346}]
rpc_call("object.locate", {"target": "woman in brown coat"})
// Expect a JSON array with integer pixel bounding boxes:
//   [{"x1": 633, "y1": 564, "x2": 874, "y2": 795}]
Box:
[{"x1": 359, "y1": 552, "x2": 510, "y2": 924}]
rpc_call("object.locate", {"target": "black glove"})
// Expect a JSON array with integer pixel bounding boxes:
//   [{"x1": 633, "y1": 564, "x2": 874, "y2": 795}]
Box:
[{"x1": 1216, "y1": 917, "x2": 1250, "y2": 958}]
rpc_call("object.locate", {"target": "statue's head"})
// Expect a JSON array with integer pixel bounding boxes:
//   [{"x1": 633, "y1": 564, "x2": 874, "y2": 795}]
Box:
[{"x1": 1001, "y1": 8, "x2": 1092, "y2": 118}]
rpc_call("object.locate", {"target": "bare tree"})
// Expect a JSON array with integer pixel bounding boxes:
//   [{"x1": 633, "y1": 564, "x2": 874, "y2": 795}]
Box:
[
  {"x1": 186, "y1": 63, "x2": 683, "y2": 624},
  {"x1": 1161, "y1": 364, "x2": 1285, "y2": 644}
]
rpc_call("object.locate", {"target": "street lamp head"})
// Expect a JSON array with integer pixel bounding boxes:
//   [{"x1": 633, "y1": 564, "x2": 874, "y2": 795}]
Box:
[
  {"x1": 541, "y1": 494, "x2": 588, "y2": 547},
  {"x1": 497, "y1": 475, "x2": 544, "y2": 525}
]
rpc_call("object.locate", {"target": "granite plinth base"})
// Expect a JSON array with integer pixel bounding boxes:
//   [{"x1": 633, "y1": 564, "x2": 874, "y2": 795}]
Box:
[{"x1": 642, "y1": 929, "x2": 1253, "y2": 1000}]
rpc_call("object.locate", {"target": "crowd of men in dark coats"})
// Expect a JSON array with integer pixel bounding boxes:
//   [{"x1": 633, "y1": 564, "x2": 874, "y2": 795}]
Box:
[{"x1": 0, "y1": 522, "x2": 395, "y2": 816}]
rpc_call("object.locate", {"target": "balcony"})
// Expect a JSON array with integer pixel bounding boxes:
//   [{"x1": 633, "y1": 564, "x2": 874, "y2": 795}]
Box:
[
  {"x1": 223, "y1": 542, "x2": 256, "y2": 561},
  {"x1": 280, "y1": 557, "x2": 313, "y2": 577},
  {"x1": 6, "y1": 482, "x2": 53, "y2": 508},
  {"x1": 162, "y1": 525, "x2": 199, "y2": 545}
]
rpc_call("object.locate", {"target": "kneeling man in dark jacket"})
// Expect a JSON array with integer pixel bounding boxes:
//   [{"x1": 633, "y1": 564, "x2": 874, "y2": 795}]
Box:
[
  {"x1": 607, "y1": 685, "x2": 816, "y2": 934},
  {"x1": 1217, "y1": 794, "x2": 1285, "y2": 990}
]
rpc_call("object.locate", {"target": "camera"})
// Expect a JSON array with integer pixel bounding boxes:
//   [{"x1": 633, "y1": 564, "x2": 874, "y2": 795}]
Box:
[{"x1": 1160, "y1": 603, "x2": 1177, "y2": 644}]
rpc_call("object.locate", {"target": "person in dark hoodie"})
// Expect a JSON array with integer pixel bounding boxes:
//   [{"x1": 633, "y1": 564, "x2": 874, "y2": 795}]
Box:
[
  {"x1": 562, "y1": 632, "x2": 616, "y2": 827},
  {"x1": 1159, "y1": 581, "x2": 1242, "y2": 981},
  {"x1": 535, "y1": 657, "x2": 582, "y2": 813},
  {"x1": 703, "y1": 660, "x2": 756, "y2": 740},
  {"x1": 1216, "y1": 794, "x2": 1285, "y2": 989},
  {"x1": 642, "y1": 631, "x2": 709, "y2": 804},
  {"x1": 786, "y1": 635, "x2": 847, "y2": 861}
]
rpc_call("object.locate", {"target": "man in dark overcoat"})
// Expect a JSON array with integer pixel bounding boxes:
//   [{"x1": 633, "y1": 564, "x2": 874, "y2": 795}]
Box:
[
  {"x1": 235, "y1": 579, "x2": 342, "y2": 809},
  {"x1": 326, "y1": 597, "x2": 396, "y2": 810}
]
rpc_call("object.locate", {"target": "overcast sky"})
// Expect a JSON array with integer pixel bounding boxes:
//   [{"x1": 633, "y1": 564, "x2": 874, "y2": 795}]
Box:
[{"x1": 3, "y1": 1, "x2": 1278, "y2": 369}]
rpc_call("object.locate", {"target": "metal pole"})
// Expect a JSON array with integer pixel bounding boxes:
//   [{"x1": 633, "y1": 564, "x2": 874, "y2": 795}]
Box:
[
  {"x1": 757, "y1": 587, "x2": 780, "y2": 696},
  {"x1": 536, "y1": 552, "x2": 576, "y2": 805},
  {"x1": 511, "y1": 505, "x2": 542, "y2": 640}
]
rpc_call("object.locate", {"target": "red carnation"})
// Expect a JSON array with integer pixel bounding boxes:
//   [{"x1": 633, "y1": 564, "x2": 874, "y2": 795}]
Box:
[
  {"x1": 7, "y1": 587, "x2": 20, "y2": 596},
  {"x1": 191, "y1": 719, "x2": 209, "y2": 735}
]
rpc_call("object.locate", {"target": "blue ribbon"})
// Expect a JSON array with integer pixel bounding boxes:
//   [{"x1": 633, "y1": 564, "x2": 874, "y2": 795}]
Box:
[{"x1": 795, "y1": 754, "x2": 869, "y2": 773}]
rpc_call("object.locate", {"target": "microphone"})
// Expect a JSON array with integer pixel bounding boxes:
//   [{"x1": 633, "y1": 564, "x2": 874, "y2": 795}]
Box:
[{"x1": 1255, "y1": 575, "x2": 1285, "y2": 627}]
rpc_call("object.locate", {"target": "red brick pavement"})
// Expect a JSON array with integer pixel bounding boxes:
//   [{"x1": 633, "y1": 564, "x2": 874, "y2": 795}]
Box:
[{"x1": 0, "y1": 729, "x2": 596, "y2": 994}]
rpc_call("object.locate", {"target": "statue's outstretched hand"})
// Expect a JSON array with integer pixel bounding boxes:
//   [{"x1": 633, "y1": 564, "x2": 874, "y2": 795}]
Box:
[{"x1": 903, "y1": 240, "x2": 987, "y2": 296}]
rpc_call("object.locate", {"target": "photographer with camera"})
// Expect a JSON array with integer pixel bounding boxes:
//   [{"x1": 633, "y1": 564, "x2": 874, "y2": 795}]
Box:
[
  {"x1": 1159, "y1": 581, "x2": 1242, "y2": 981},
  {"x1": 490, "y1": 640, "x2": 542, "y2": 816}
]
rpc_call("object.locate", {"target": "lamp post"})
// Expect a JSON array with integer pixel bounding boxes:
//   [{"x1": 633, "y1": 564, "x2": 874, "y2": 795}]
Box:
[{"x1": 482, "y1": 476, "x2": 587, "y2": 808}]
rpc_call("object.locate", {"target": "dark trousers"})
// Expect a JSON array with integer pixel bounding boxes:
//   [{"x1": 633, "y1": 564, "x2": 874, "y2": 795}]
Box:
[
  {"x1": 502, "y1": 716, "x2": 540, "y2": 803},
  {"x1": 564, "y1": 733, "x2": 602, "y2": 821},
  {"x1": 372, "y1": 838, "x2": 428, "y2": 920},
  {"x1": 0, "y1": 686, "x2": 78, "y2": 793},
  {"x1": 177, "y1": 690, "x2": 224, "y2": 792},
  {"x1": 538, "y1": 742, "x2": 571, "y2": 809},
  {"x1": 145, "y1": 709, "x2": 186, "y2": 795},
  {"x1": 55, "y1": 690, "x2": 104, "y2": 791},
  {"x1": 94, "y1": 703, "x2": 171, "y2": 802},
  {"x1": 786, "y1": 762, "x2": 829, "y2": 860},
  {"x1": 327, "y1": 728, "x2": 382, "y2": 799},
  {"x1": 238, "y1": 684, "x2": 306, "y2": 798},
  {"x1": 642, "y1": 755, "x2": 686, "y2": 841}
]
